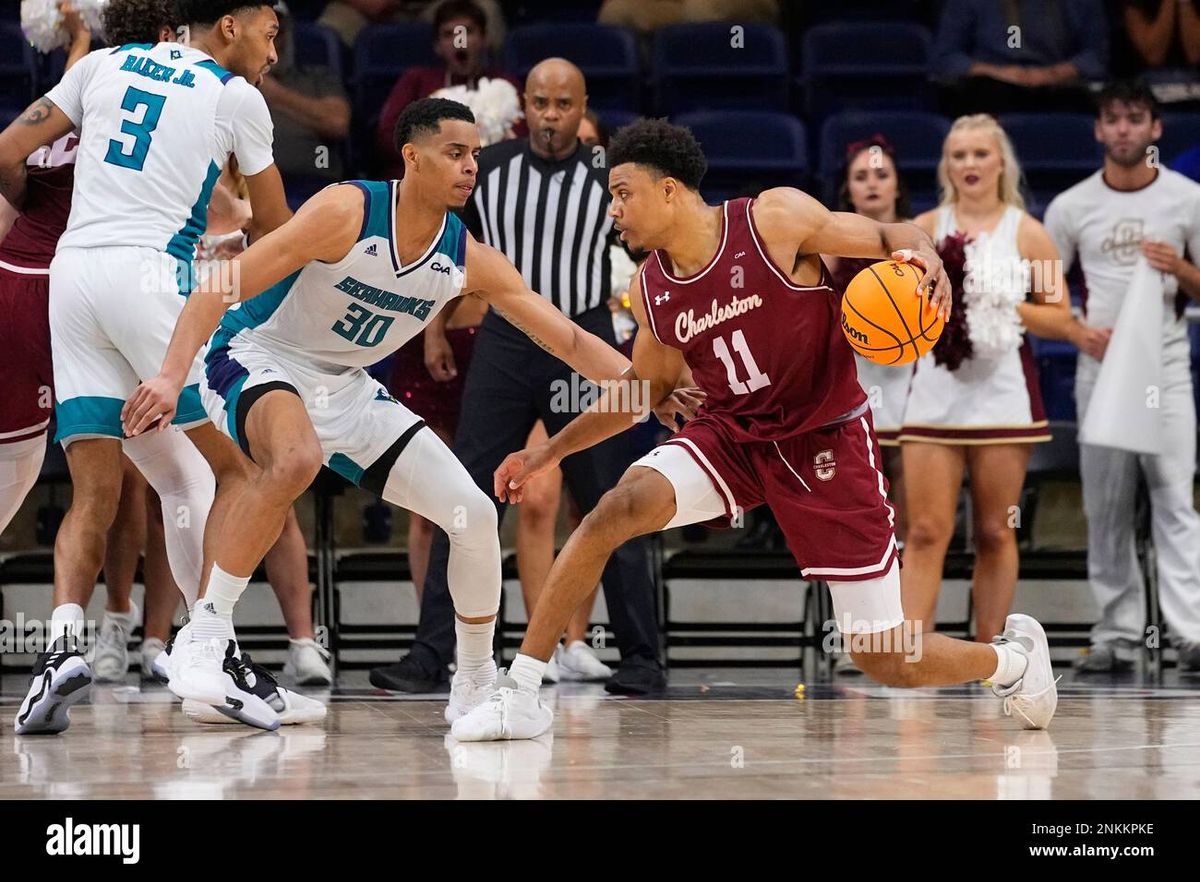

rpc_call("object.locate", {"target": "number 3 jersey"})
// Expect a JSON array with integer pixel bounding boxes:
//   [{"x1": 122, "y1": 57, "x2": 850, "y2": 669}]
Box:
[
  {"x1": 211, "y1": 180, "x2": 468, "y2": 372},
  {"x1": 45, "y1": 42, "x2": 273, "y2": 260},
  {"x1": 639, "y1": 196, "x2": 866, "y2": 443}
]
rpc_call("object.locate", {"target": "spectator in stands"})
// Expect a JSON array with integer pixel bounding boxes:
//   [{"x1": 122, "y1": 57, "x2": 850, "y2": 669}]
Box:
[
  {"x1": 934, "y1": 0, "x2": 1109, "y2": 115},
  {"x1": 598, "y1": 0, "x2": 780, "y2": 33},
  {"x1": 825, "y1": 135, "x2": 914, "y2": 545},
  {"x1": 374, "y1": 0, "x2": 515, "y2": 179},
  {"x1": 1044, "y1": 81, "x2": 1200, "y2": 673},
  {"x1": 1118, "y1": 0, "x2": 1200, "y2": 106},
  {"x1": 899, "y1": 114, "x2": 1078, "y2": 644},
  {"x1": 258, "y1": 2, "x2": 351, "y2": 192},
  {"x1": 317, "y1": 0, "x2": 505, "y2": 51}
]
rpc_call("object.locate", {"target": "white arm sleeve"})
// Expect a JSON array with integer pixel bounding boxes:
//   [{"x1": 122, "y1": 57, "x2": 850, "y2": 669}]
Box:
[
  {"x1": 43, "y1": 49, "x2": 98, "y2": 127},
  {"x1": 216, "y1": 78, "x2": 275, "y2": 177},
  {"x1": 1042, "y1": 195, "x2": 1077, "y2": 273}
]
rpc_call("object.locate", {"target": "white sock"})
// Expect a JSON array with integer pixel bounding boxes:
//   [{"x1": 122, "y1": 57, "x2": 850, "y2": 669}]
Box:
[
  {"x1": 205, "y1": 562, "x2": 249, "y2": 619},
  {"x1": 990, "y1": 641, "x2": 1029, "y2": 687},
  {"x1": 50, "y1": 603, "x2": 86, "y2": 647},
  {"x1": 455, "y1": 618, "x2": 496, "y2": 678},
  {"x1": 509, "y1": 653, "x2": 547, "y2": 694}
]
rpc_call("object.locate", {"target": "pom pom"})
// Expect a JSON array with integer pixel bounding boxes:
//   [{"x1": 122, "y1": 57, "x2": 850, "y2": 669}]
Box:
[
  {"x1": 431, "y1": 77, "x2": 523, "y2": 148},
  {"x1": 21, "y1": 0, "x2": 108, "y2": 54}
]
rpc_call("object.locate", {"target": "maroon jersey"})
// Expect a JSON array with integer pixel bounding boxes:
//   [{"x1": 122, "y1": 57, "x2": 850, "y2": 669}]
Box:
[
  {"x1": 639, "y1": 197, "x2": 866, "y2": 443},
  {"x1": 0, "y1": 135, "x2": 78, "y2": 271}
]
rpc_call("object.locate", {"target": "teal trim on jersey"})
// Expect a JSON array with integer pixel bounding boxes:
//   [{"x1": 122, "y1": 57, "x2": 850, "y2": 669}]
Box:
[
  {"x1": 167, "y1": 160, "x2": 221, "y2": 264},
  {"x1": 328, "y1": 453, "x2": 365, "y2": 487},
  {"x1": 54, "y1": 396, "x2": 124, "y2": 442},
  {"x1": 223, "y1": 373, "x2": 249, "y2": 444},
  {"x1": 354, "y1": 180, "x2": 392, "y2": 242},
  {"x1": 434, "y1": 211, "x2": 468, "y2": 269},
  {"x1": 113, "y1": 43, "x2": 155, "y2": 53},
  {"x1": 172, "y1": 383, "x2": 206, "y2": 425},
  {"x1": 195, "y1": 59, "x2": 235, "y2": 85}
]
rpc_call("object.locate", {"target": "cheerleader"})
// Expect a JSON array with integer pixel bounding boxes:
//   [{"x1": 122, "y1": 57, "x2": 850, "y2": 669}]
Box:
[{"x1": 899, "y1": 115, "x2": 1079, "y2": 643}]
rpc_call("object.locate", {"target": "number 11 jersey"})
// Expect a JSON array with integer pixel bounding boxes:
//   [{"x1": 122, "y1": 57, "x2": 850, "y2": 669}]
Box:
[
  {"x1": 639, "y1": 196, "x2": 867, "y2": 442},
  {"x1": 46, "y1": 42, "x2": 273, "y2": 262}
]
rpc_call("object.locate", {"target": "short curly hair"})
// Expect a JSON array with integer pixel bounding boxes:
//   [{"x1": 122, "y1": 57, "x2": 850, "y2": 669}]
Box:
[
  {"x1": 176, "y1": 1, "x2": 275, "y2": 26},
  {"x1": 102, "y1": 0, "x2": 179, "y2": 46},
  {"x1": 608, "y1": 118, "x2": 707, "y2": 190},
  {"x1": 394, "y1": 97, "x2": 476, "y2": 152}
]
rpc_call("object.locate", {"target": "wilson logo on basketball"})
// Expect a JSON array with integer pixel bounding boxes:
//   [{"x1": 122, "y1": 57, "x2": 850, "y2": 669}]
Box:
[
  {"x1": 840, "y1": 311, "x2": 868, "y2": 345},
  {"x1": 814, "y1": 449, "x2": 836, "y2": 481}
]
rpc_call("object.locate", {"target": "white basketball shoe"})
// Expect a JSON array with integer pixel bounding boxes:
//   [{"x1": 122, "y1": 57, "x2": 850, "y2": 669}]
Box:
[
  {"x1": 991, "y1": 614, "x2": 1060, "y2": 730},
  {"x1": 450, "y1": 672, "x2": 554, "y2": 741}
]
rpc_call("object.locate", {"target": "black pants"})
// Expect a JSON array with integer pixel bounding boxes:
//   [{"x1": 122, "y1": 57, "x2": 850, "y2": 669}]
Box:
[{"x1": 407, "y1": 305, "x2": 661, "y2": 671}]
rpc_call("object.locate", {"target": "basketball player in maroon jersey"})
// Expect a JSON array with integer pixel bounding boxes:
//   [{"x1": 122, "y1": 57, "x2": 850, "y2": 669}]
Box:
[
  {"x1": 451, "y1": 119, "x2": 1060, "y2": 741},
  {"x1": 0, "y1": 4, "x2": 93, "y2": 535}
]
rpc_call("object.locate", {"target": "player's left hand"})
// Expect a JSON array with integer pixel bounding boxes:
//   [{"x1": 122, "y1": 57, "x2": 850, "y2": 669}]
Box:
[
  {"x1": 122, "y1": 376, "x2": 183, "y2": 437},
  {"x1": 893, "y1": 246, "x2": 952, "y2": 323},
  {"x1": 1142, "y1": 240, "x2": 1182, "y2": 275},
  {"x1": 652, "y1": 386, "x2": 705, "y2": 432}
]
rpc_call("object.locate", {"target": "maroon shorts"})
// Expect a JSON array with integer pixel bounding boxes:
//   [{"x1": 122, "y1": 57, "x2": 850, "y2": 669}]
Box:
[
  {"x1": 659, "y1": 409, "x2": 898, "y2": 582},
  {"x1": 0, "y1": 267, "x2": 53, "y2": 444}
]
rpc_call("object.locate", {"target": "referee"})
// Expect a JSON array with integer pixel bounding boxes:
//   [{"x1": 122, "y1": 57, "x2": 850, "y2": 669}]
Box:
[{"x1": 370, "y1": 59, "x2": 666, "y2": 694}]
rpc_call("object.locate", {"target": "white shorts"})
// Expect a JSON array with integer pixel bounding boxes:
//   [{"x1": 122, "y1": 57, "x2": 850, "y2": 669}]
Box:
[
  {"x1": 201, "y1": 330, "x2": 425, "y2": 487},
  {"x1": 49, "y1": 246, "x2": 207, "y2": 444},
  {"x1": 633, "y1": 443, "x2": 905, "y2": 634}
]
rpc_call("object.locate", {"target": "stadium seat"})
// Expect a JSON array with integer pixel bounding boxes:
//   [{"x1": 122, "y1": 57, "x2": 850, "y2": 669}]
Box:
[
  {"x1": 652, "y1": 22, "x2": 789, "y2": 114},
  {"x1": 351, "y1": 23, "x2": 436, "y2": 125},
  {"x1": 292, "y1": 21, "x2": 343, "y2": 79},
  {"x1": 0, "y1": 22, "x2": 36, "y2": 108},
  {"x1": 505, "y1": 24, "x2": 639, "y2": 112},
  {"x1": 817, "y1": 110, "x2": 950, "y2": 205},
  {"x1": 999, "y1": 113, "x2": 1102, "y2": 195},
  {"x1": 1159, "y1": 112, "x2": 1200, "y2": 167},
  {"x1": 799, "y1": 22, "x2": 933, "y2": 117},
  {"x1": 674, "y1": 110, "x2": 808, "y2": 200}
]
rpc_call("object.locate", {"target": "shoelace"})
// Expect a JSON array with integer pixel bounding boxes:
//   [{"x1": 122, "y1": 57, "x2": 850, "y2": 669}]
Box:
[{"x1": 1003, "y1": 677, "x2": 1062, "y2": 726}]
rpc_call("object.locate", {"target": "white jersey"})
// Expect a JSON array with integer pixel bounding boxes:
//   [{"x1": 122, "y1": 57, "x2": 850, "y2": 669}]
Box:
[
  {"x1": 1044, "y1": 167, "x2": 1200, "y2": 369},
  {"x1": 46, "y1": 42, "x2": 274, "y2": 262},
  {"x1": 207, "y1": 180, "x2": 468, "y2": 378}
]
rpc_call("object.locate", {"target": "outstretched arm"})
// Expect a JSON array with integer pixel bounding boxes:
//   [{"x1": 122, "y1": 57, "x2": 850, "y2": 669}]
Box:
[
  {"x1": 494, "y1": 271, "x2": 695, "y2": 503},
  {"x1": 121, "y1": 184, "x2": 364, "y2": 435},
  {"x1": 752, "y1": 187, "x2": 952, "y2": 320},
  {"x1": 466, "y1": 237, "x2": 630, "y2": 383}
]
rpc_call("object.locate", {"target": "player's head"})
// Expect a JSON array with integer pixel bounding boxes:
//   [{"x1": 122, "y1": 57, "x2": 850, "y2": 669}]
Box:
[
  {"x1": 395, "y1": 97, "x2": 480, "y2": 208},
  {"x1": 937, "y1": 114, "x2": 1025, "y2": 210},
  {"x1": 524, "y1": 58, "x2": 587, "y2": 160},
  {"x1": 1095, "y1": 80, "x2": 1162, "y2": 168},
  {"x1": 102, "y1": 0, "x2": 179, "y2": 45},
  {"x1": 433, "y1": 0, "x2": 489, "y2": 78},
  {"x1": 175, "y1": 1, "x2": 279, "y2": 84},
  {"x1": 607, "y1": 118, "x2": 707, "y2": 252},
  {"x1": 837, "y1": 134, "x2": 911, "y2": 222}
]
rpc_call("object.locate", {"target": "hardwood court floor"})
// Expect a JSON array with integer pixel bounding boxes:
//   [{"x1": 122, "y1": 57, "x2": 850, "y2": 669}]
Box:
[{"x1": 2, "y1": 669, "x2": 1199, "y2": 799}]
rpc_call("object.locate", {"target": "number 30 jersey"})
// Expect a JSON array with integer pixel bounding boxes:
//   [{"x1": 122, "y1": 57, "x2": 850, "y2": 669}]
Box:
[
  {"x1": 46, "y1": 43, "x2": 274, "y2": 261},
  {"x1": 212, "y1": 180, "x2": 468, "y2": 372},
  {"x1": 639, "y1": 196, "x2": 866, "y2": 443}
]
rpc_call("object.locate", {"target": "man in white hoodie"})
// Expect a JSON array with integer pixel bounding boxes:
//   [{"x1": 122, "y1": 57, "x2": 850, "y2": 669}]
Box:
[{"x1": 1044, "y1": 80, "x2": 1200, "y2": 674}]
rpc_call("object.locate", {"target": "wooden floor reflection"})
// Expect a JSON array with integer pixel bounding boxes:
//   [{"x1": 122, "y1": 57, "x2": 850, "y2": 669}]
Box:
[{"x1": 3, "y1": 671, "x2": 1200, "y2": 799}]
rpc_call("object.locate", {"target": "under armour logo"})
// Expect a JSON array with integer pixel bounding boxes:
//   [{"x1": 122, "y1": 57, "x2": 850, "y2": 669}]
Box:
[
  {"x1": 655, "y1": 292, "x2": 671, "y2": 305},
  {"x1": 364, "y1": 244, "x2": 378, "y2": 256},
  {"x1": 734, "y1": 251, "x2": 746, "y2": 259}
]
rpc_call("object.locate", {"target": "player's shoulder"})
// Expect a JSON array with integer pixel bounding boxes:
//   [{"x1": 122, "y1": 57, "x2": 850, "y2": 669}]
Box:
[
  {"x1": 752, "y1": 186, "x2": 821, "y2": 217},
  {"x1": 1161, "y1": 167, "x2": 1200, "y2": 201}
]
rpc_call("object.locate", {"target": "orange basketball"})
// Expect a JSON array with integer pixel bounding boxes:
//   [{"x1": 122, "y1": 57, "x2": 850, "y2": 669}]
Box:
[{"x1": 840, "y1": 260, "x2": 944, "y2": 366}]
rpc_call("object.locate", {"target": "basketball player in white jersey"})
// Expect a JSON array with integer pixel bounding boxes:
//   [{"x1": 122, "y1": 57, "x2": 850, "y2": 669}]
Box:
[
  {"x1": 0, "y1": 1, "x2": 305, "y2": 734},
  {"x1": 123, "y1": 97, "x2": 646, "y2": 725},
  {"x1": 1044, "y1": 81, "x2": 1200, "y2": 673}
]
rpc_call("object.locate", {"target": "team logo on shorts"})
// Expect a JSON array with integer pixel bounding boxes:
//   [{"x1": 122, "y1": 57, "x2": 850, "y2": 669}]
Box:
[{"x1": 814, "y1": 449, "x2": 836, "y2": 481}]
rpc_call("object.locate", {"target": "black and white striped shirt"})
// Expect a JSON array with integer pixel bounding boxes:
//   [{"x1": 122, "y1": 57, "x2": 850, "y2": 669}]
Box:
[{"x1": 462, "y1": 139, "x2": 614, "y2": 318}]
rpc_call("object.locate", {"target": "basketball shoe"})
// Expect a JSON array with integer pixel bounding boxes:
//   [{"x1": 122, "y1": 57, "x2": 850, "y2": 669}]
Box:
[
  {"x1": 182, "y1": 644, "x2": 323, "y2": 727},
  {"x1": 991, "y1": 614, "x2": 1059, "y2": 730},
  {"x1": 450, "y1": 671, "x2": 554, "y2": 741},
  {"x1": 14, "y1": 635, "x2": 92, "y2": 735}
]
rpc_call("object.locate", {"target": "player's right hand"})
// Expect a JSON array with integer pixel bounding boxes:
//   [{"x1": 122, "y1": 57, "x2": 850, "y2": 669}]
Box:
[
  {"x1": 121, "y1": 376, "x2": 182, "y2": 437},
  {"x1": 424, "y1": 332, "x2": 457, "y2": 381},
  {"x1": 494, "y1": 443, "x2": 560, "y2": 504}
]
